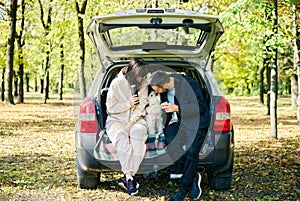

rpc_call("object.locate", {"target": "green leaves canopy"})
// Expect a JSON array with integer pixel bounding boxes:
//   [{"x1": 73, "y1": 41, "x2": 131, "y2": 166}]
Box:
[{"x1": 0, "y1": 0, "x2": 297, "y2": 95}]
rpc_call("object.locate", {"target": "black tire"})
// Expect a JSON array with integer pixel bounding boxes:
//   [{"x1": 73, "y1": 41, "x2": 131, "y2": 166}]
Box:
[
  {"x1": 76, "y1": 158, "x2": 99, "y2": 189},
  {"x1": 208, "y1": 152, "x2": 234, "y2": 190}
]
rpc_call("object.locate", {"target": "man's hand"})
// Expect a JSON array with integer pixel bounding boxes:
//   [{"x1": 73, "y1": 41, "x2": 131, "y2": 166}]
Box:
[{"x1": 161, "y1": 102, "x2": 179, "y2": 113}]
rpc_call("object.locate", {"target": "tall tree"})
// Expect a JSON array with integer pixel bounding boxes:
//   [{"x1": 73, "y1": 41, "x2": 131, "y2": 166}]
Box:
[
  {"x1": 38, "y1": 0, "x2": 53, "y2": 104},
  {"x1": 75, "y1": 0, "x2": 87, "y2": 99},
  {"x1": 0, "y1": 2, "x2": 5, "y2": 101},
  {"x1": 270, "y1": 0, "x2": 278, "y2": 138},
  {"x1": 264, "y1": 2, "x2": 273, "y2": 115},
  {"x1": 55, "y1": 5, "x2": 67, "y2": 101},
  {"x1": 16, "y1": 0, "x2": 25, "y2": 103},
  {"x1": 59, "y1": 42, "x2": 64, "y2": 100},
  {"x1": 291, "y1": 1, "x2": 298, "y2": 109},
  {"x1": 1, "y1": 68, "x2": 4, "y2": 101},
  {"x1": 5, "y1": 0, "x2": 18, "y2": 104},
  {"x1": 259, "y1": 65, "x2": 265, "y2": 104},
  {"x1": 294, "y1": 1, "x2": 300, "y2": 122}
]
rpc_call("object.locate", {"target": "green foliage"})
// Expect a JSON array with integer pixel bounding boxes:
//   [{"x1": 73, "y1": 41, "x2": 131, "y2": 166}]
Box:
[
  {"x1": 0, "y1": 9, "x2": 7, "y2": 71},
  {"x1": 214, "y1": 0, "x2": 294, "y2": 95},
  {"x1": 0, "y1": 0, "x2": 297, "y2": 97}
]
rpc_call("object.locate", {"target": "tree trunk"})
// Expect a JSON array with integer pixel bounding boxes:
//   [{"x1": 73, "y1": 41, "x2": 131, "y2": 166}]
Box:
[
  {"x1": 264, "y1": 6, "x2": 272, "y2": 115},
  {"x1": 13, "y1": 74, "x2": 18, "y2": 96},
  {"x1": 270, "y1": 66, "x2": 278, "y2": 138},
  {"x1": 294, "y1": 2, "x2": 300, "y2": 122},
  {"x1": 17, "y1": 55, "x2": 24, "y2": 103},
  {"x1": 5, "y1": 0, "x2": 18, "y2": 104},
  {"x1": 38, "y1": 0, "x2": 52, "y2": 104},
  {"x1": 40, "y1": 78, "x2": 44, "y2": 93},
  {"x1": 16, "y1": 0, "x2": 25, "y2": 103},
  {"x1": 35, "y1": 76, "x2": 38, "y2": 92},
  {"x1": 291, "y1": 74, "x2": 298, "y2": 109},
  {"x1": 1, "y1": 68, "x2": 5, "y2": 101},
  {"x1": 260, "y1": 66, "x2": 265, "y2": 104},
  {"x1": 210, "y1": 54, "x2": 216, "y2": 72},
  {"x1": 44, "y1": 50, "x2": 50, "y2": 103},
  {"x1": 59, "y1": 43, "x2": 64, "y2": 100},
  {"x1": 270, "y1": 0, "x2": 278, "y2": 138},
  {"x1": 25, "y1": 72, "x2": 29, "y2": 92},
  {"x1": 266, "y1": 60, "x2": 271, "y2": 115},
  {"x1": 75, "y1": 0, "x2": 87, "y2": 99},
  {"x1": 44, "y1": 69, "x2": 49, "y2": 104}
]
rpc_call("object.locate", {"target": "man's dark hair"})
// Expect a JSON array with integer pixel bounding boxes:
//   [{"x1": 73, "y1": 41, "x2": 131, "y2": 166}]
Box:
[{"x1": 149, "y1": 70, "x2": 169, "y2": 86}]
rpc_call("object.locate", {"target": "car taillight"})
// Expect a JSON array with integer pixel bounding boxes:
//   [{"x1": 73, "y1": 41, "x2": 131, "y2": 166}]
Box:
[
  {"x1": 79, "y1": 97, "x2": 99, "y2": 133},
  {"x1": 214, "y1": 97, "x2": 231, "y2": 132}
]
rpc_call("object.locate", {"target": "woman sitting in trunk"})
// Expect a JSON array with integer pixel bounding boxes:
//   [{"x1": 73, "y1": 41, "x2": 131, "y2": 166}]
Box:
[{"x1": 105, "y1": 58, "x2": 149, "y2": 196}]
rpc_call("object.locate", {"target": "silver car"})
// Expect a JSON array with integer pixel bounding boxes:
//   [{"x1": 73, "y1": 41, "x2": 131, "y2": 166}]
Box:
[{"x1": 75, "y1": 8, "x2": 234, "y2": 191}]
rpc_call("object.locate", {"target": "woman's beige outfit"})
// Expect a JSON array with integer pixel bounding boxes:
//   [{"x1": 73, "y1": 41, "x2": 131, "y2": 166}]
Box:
[{"x1": 105, "y1": 71, "x2": 148, "y2": 175}]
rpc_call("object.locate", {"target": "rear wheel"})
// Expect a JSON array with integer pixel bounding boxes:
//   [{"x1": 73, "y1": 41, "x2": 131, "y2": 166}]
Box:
[
  {"x1": 76, "y1": 158, "x2": 99, "y2": 189},
  {"x1": 208, "y1": 152, "x2": 234, "y2": 190}
]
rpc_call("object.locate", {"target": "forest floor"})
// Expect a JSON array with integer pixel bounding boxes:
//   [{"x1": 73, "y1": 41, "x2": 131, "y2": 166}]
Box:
[{"x1": 0, "y1": 93, "x2": 299, "y2": 201}]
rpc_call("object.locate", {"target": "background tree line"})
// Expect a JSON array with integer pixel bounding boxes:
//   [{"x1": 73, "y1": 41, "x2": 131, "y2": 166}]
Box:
[{"x1": 0, "y1": 0, "x2": 299, "y2": 135}]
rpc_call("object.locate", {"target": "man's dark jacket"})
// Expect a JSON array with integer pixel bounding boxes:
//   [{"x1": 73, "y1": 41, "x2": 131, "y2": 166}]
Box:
[{"x1": 160, "y1": 74, "x2": 211, "y2": 131}]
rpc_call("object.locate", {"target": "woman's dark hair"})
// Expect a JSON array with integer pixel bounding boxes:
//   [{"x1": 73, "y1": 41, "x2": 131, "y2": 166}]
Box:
[{"x1": 125, "y1": 58, "x2": 147, "y2": 88}]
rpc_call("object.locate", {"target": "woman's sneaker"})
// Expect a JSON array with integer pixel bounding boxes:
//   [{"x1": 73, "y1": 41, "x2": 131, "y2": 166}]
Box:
[
  {"x1": 117, "y1": 177, "x2": 140, "y2": 191},
  {"x1": 117, "y1": 177, "x2": 128, "y2": 190},
  {"x1": 190, "y1": 173, "x2": 202, "y2": 199},
  {"x1": 127, "y1": 179, "x2": 138, "y2": 196}
]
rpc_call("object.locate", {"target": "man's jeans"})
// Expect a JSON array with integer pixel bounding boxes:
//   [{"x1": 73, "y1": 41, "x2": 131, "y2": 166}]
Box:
[{"x1": 165, "y1": 122, "x2": 208, "y2": 192}]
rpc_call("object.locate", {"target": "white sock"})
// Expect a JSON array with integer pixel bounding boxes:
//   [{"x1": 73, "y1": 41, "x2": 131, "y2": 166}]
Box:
[{"x1": 126, "y1": 174, "x2": 133, "y2": 181}]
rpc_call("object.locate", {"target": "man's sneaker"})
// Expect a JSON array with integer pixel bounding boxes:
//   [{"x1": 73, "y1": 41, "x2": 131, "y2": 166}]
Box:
[
  {"x1": 117, "y1": 177, "x2": 140, "y2": 191},
  {"x1": 190, "y1": 173, "x2": 202, "y2": 200},
  {"x1": 127, "y1": 179, "x2": 138, "y2": 196}
]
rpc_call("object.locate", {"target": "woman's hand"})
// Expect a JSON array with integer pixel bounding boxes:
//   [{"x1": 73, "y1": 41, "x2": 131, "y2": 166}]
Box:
[
  {"x1": 129, "y1": 95, "x2": 139, "y2": 106},
  {"x1": 126, "y1": 121, "x2": 135, "y2": 135}
]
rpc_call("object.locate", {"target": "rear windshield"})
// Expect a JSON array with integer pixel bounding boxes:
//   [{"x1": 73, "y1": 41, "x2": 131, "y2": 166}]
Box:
[{"x1": 101, "y1": 25, "x2": 210, "y2": 50}]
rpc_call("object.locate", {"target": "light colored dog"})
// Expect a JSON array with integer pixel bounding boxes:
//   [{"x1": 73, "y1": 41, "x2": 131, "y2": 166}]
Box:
[{"x1": 146, "y1": 91, "x2": 164, "y2": 134}]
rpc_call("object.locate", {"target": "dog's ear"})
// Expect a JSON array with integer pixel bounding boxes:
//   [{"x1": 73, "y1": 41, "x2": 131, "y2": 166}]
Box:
[{"x1": 149, "y1": 90, "x2": 155, "y2": 97}]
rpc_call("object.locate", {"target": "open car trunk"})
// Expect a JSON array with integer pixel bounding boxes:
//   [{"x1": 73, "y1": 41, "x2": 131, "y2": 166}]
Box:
[{"x1": 92, "y1": 61, "x2": 214, "y2": 173}]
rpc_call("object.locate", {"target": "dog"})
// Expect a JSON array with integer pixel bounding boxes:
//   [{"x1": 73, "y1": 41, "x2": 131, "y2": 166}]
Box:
[{"x1": 146, "y1": 91, "x2": 164, "y2": 134}]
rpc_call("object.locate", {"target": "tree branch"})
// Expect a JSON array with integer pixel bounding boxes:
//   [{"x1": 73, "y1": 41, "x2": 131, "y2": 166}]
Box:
[
  {"x1": 37, "y1": 0, "x2": 46, "y2": 29},
  {"x1": 38, "y1": 0, "x2": 52, "y2": 30},
  {"x1": 47, "y1": 0, "x2": 53, "y2": 27},
  {"x1": 80, "y1": 0, "x2": 88, "y2": 14}
]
